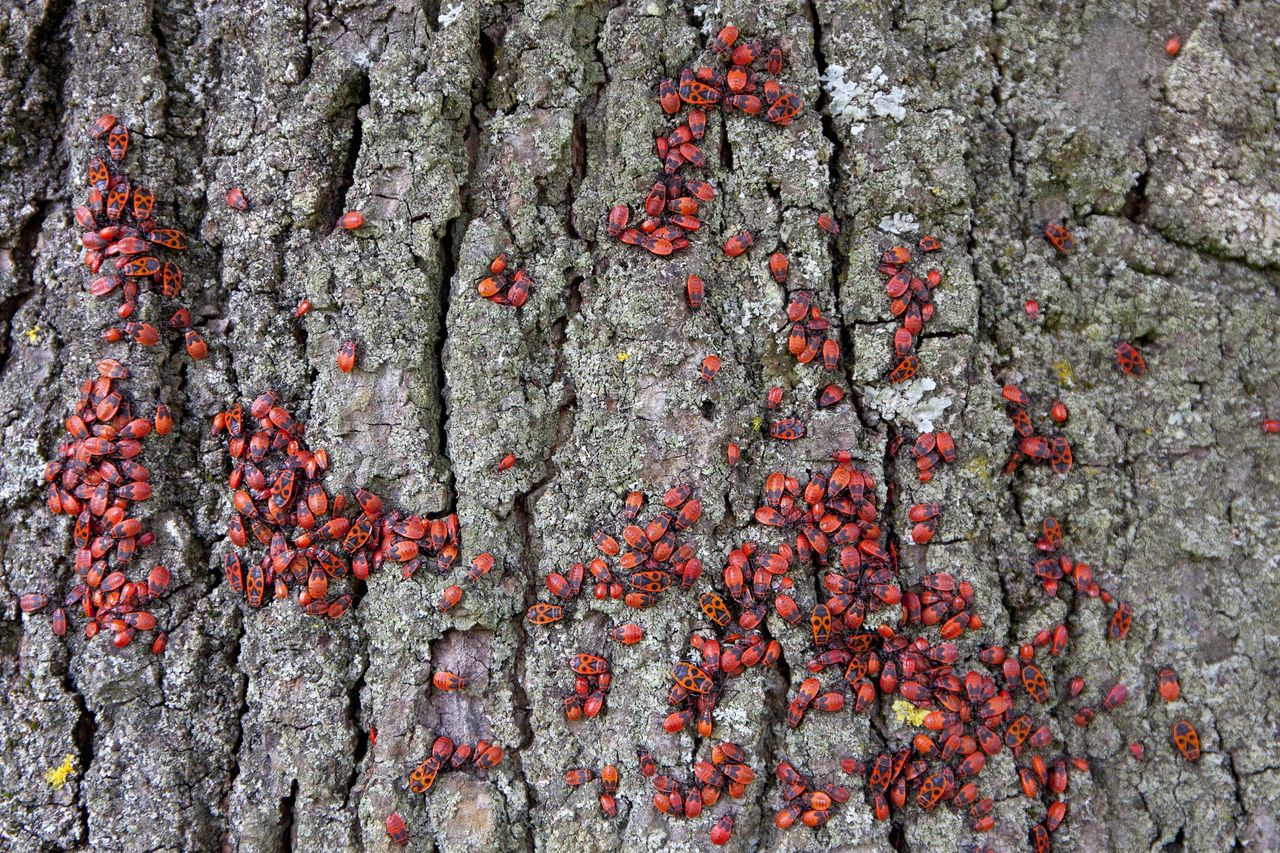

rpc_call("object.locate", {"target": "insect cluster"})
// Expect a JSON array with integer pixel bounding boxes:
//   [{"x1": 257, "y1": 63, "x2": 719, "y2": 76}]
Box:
[
  {"x1": 78, "y1": 116, "x2": 208, "y2": 361},
  {"x1": 562, "y1": 653, "x2": 613, "y2": 721},
  {"x1": 780, "y1": 275, "x2": 844, "y2": 412},
  {"x1": 999, "y1": 384, "x2": 1074, "y2": 477},
  {"x1": 526, "y1": 483, "x2": 705, "y2": 626},
  {"x1": 773, "y1": 760, "x2": 851, "y2": 829},
  {"x1": 563, "y1": 763, "x2": 622, "y2": 818},
  {"x1": 878, "y1": 238, "x2": 944, "y2": 383},
  {"x1": 607, "y1": 25, "x2": 803, "y2": 259},
  {"x1": 408, "y1": 734, "x2": 506, "y2": 794},
  {"x1": 476, "y1": 249, "x2": 534, "y2": 307},
  {"x1": 901, "y1": 429, "x2": 958, "y2": 484},
  {"x1": 30, "y1": 361, "x2": 173, "y2": 652},
  {"x1": 22, "y1": 15, "x2": 1225, "y2": 843},
  {"x1": 212, "y1": 392, "x2": 495, "y2": 617}
]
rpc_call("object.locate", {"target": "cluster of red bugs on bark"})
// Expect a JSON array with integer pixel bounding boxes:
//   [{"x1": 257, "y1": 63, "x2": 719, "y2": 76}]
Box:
[
  {"x1": 777, "y1": 251, "x2": 844, "y2": 412},
  {"x1": 606, "y1": 25, "x2": 802, "y2": 259},
  {"x1": 407, "y1": 734, "x2": 506, "y2": 796},
  {"x1": 1023, "y1": 516, "x2": 1201, "y2": 765},
  {"x1": 21, "y1": 28, "x2": 1230, "y2": 845},
  {"x1": 636, "y1": 742, "x2": 756, "y2": 830},
  {"x1": 476, "y1": 249, "x2": 534, "y2": 307},
  {"x1": 1000, "y1": 384, "x2": 1074, "y2": 477},
  {"x1": 28, "y1": 361, "x2": 173, "y2": 652},
  {"x1": 526, "y1": 483, "x2": 705, "y2": 626},
  {"x1": 78, "y1": 116, "x2": 208, "y2": 361},
  {"x1": 564, "y1": 764, "x2": 624, "y2": 818},
  {"x1": 562, "y1": 653, "x2": 614, "y2": 721},
  {"x1": 211, "y1": 392, "x2": 495, "y2": 617},
  {"x1": 878, "y1": 238, "x2": 944, "y2": 383},
  {"x1": 900, "y1": 428, "x2": 958, "y2": 483},
  {"x1": 774, "y1": 760, "x2": 852, "y2": 830}
]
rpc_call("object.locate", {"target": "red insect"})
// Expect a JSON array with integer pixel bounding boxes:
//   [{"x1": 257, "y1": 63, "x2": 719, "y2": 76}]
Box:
[
  {"x1": 710, "y1": 25, "x2": 738, "y2": 54},
  {"x1": 700, "y1": 354, "x2": 722, "y2": 382},
  {"x1": 686, "y1": 274, "x2": 704, "y2": 309},
  {"x1": 769, "y1": 417, "x2": 805, "y2": 441},
  {"x1": 497, "y1": 453, "x2": 516, "y2": 472},
  {"x1": 1103, "y1": 683, "x2": 1128, "y2": 710},
  {"x1": 19, "y1": 593, "x2": 49, "y2": 613},
  {"x1": 769, "y1": 252, "x2": 789, "y2": 283},
  {"x1": 658, "y1": 78, "x2": 680, "y2": 114},
  {"x1": 131, "y1": 185, "x2": 155, "y2": 219},
  {"x1": 816, "y1": 213, "x2": 840, "y2": 235},
  {"x1": 710, "y1": 814, "x2": 734, "y2": 846},
  {"x1": 1108, "y1": 601, "x2": 1133, "y2": 640},
  {"x1": 1001, "y1": 384, "x2": 1030, "y2": 406},
  {"x1": 564, "y1": 767, "x2": 594, "y2": 786},
  {"x1": 726, "y1": 442, "x2": 740, "y2": 465},
  {"x1": 1115, "y1": 341, "x2": 1147, "y2": 376},
  {"x1": 184, "y1": 329, "x2": 208, "y2": 360},
  {"x1": 765, "y1": 92, "x2": 802, "y2": 125},
  {"x1": 90, "y1": 114, "x2": 118, "y2": 139},
  {"x1": 767, "y1": 46, "x2": 784, "y2": 76},
  {"x1": 1263, "y1": 419, "x2": 1279, "y2": 433},
  {"x1": 607, "y1": 204, "x2": 629, "y2": 238},
  {"x1": 226, "y1": 187, "x2": 250, "y2": 211},
  {"x1": 337, "y1": 340, "x2": 357, "y2": 373},
  {"x1": 722, "y1": 230, "x2": 755, "y2": 257},
  {"x1": 888, "y1": 355, "x2": 919, "y2": 384},
  {"x1": 1021, "y1": 664, "x2": 1049, "y2": 703},
  {"x1": 1171, "y1": 720, "x2": 1200, "y2": 761},
  {"x1": 385, "y1": 813, "x2": 409, "y2": 845},
  {"x1": 338, "y1": 211, "x2": 365, "y2": 230},
  {"x1": 608, "y1": 623, "x2": 644, "y2": 644},
  {"x1": 700, "y1": 592, "x2": 732, "y2": 627},
  {"x1": 1165, "y1": 35, "x2": 1183, "y2": 57},
  {"x1": 106, "y1": 123, "x2": 129, "y2": 160},
  {"x1": 1043, "y1": 222, "x2": 1075, "y2": 255},
  {"x1": 432, "y1": 670, "x2": 466, "y2": 691},
  {"x1": 918, "y1": 235, "x2": 941, "y2": 252},
  {"x1": 1157, "y1": 667, "x2": 1180, "y2": 702},
  {"x1": 526, "y1": 602, "x2": 564, "y2": 624},
  {"x1": 818, "y1": 384, "x2": 844, "y2": 409}
]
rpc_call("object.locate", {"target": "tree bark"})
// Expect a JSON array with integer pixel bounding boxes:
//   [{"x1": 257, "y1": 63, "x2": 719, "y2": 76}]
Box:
[{"x1": 0, "y1": 0, "x2": 1277, "y2": 851}]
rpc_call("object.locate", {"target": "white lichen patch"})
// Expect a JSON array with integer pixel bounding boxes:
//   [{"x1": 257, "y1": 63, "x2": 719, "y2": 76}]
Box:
[
  {"x1": 438, "y1": 2, "x2": 464, "y2": 27},
  {"x1": 819, "y1": 64, "x2": 910, "y2": 135},
  {"x1": 692, "y1": 1, "x2": 722, "y2": 37},
  {"x1": 862, "y1": 377, "x2": 953, "y2": 433},
  {"x1": 878, "y1": 211, "x2": 919, "y2": 235}
]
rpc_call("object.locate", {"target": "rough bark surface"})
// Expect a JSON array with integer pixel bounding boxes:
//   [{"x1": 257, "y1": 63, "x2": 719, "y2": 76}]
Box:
[{"x1": 0, "y1": 0, "x2": 1277, "y2": 850}]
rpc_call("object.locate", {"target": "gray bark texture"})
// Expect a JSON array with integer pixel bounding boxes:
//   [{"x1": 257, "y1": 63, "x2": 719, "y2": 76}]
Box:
[{"x1": 0, "y1": 0, "x2": 1277, "y2": 850}]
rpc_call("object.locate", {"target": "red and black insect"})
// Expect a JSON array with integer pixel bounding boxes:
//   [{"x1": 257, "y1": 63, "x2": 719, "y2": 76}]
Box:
[
  {"x1": 1115, "y1": 340, "x2": 1147, "y2": 376},
  {"x1": 1171, "y1": 720, "x2": 1200, "y2": 761},
  {"x1": 1043, "y1": 222, "x2": 1075, "y2": 255}
]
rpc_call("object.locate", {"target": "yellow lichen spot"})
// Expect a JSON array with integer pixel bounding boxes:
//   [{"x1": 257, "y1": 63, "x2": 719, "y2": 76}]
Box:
[
  {"x1": 751, "y1": 416, "x2": 763, "y2": 431},
  {"x1": 616, "y1": 352, "x2": 629, "y2": 362},
  {"x1": 1053, "y1": 359, "x2": 1074, "y2": 386},
  {"x1": 892, "y1": 699, "x2": 928, "y2": 727},
  {"x1": 963, "y1": 456, "x2": 991, "y2": 481},
  {"x1": 24, "y1": 325, "x2": 40, "y2": 343},
  {"x1": 45, "y1": 754, "x2": 75, "y2": 789}
]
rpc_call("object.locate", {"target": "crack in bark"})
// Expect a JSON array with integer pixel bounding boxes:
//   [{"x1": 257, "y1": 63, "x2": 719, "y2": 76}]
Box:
[{"x1": 0, "y1": 201, "x2": 49, "y2": 374}]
